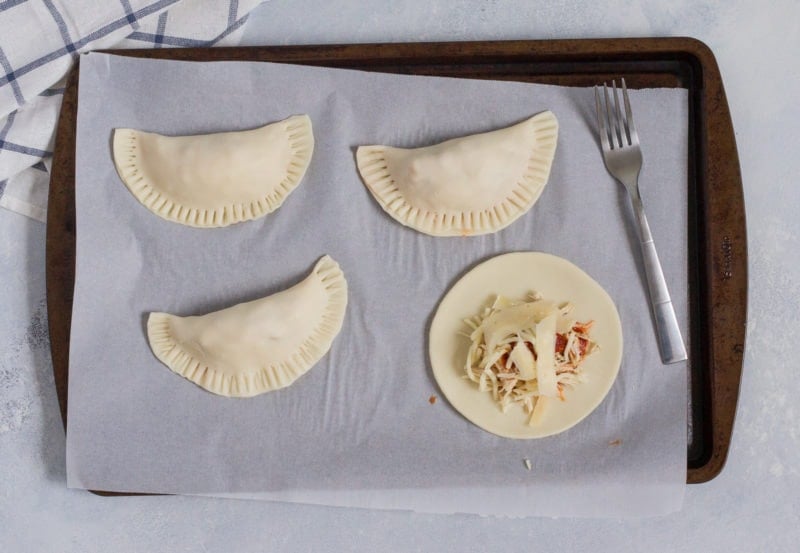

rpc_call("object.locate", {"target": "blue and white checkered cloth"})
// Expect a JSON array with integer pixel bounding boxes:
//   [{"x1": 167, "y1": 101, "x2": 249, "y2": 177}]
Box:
[{"x1": 0, "y1": 0, "x2": 263, "y2": 221}]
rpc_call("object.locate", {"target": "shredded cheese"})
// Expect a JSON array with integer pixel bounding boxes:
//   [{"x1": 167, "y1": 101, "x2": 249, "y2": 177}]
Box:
[{"x1": 534, "y1": 313, "x2": 558, "y2": 397}]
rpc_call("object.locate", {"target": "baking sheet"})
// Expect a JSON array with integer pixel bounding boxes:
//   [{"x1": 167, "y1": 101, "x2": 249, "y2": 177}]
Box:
[{"x1": 66, "y1": 52, "x2": 688, "y2": 517}]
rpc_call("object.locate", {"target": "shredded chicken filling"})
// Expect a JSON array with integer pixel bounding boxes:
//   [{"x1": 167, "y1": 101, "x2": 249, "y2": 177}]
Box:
[{"x1": 462, "y1": 293, "x2": 598, "y2": 425}]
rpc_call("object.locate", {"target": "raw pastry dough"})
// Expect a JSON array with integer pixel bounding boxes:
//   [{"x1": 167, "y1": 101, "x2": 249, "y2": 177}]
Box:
[
  {"x1": 356, "y1": 111, "x2": 558, "y2": 236},
  {"x1": 113, "y1": 115, "x2": 314, "y2": 227},
  {"x1": 429, "y1": 252, "x2": 622, "y2": 439},
  {"x1": 147, "y1": 255, "x2": 347, "y2": 397}
]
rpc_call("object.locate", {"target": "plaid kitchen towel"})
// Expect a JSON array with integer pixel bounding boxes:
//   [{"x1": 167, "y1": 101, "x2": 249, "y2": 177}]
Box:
[{"x1": 0, "y1": 0, "x2": 263, "y2": 222}]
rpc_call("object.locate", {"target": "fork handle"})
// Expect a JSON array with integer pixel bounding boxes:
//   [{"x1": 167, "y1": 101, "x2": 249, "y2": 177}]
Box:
[{"x1": 631, "y1": 196, "x2": 688, "y2": 364}]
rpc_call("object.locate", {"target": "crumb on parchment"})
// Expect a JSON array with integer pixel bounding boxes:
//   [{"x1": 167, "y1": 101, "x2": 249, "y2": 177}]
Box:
[
  {"x1": 608, "y1": 439, "x2": 622, "y2": 446},
  {"x1": 524, "y1": 458, "x2": 532, "y2": 471},
  {"x1": 428, "y1": 395, "x2": 437, "y2": 404}
]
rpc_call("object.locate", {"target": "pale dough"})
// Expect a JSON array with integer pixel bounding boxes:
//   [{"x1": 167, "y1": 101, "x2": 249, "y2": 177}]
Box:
[
  {"x1": 356, "y1": 111, "x2": 558, "y2": 236},
  {"x1": 429, "y1": 252, "x2": 623, "y2": 439},
  {"x1": 113, "y1": 115, "x2": 314, "y2": 227},
  {"x1": 147, "y1": 255, "x2": 347, "y2": 397}
]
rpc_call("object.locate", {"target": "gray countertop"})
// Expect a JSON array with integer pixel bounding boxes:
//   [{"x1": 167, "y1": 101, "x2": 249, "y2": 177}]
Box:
[{"x1": 2, "y1": 1, "x2": 798, "y2": 550}]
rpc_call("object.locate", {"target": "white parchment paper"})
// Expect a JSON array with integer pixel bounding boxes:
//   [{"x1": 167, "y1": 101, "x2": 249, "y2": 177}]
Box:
[{"x1": 66, "y1": 52, "x2": 688, "y2": 517}]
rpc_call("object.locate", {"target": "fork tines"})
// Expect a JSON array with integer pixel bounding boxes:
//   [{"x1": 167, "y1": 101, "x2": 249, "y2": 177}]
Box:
[{"x1": 594, "y1": 78, "x2": 638, "y2": 150}]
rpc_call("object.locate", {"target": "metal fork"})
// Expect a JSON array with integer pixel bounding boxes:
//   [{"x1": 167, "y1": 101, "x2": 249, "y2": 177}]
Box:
[{"x1": 595, "y1": 78, "x2": 687, "y2": 364}]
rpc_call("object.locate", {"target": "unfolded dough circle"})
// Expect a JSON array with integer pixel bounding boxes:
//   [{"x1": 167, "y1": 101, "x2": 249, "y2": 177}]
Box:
[
  {"x1": 147, "y1": 255, "x2": 347, "y2": 398},
  {"x1": 113, "y1": 115, "x2": 314, "y2": 227},
  {"x1": 429, "y1": 252, "x2": 623, "y2": 438},
  {"x1": 356, "y1": 111, "x2": 558, "y2": 237}
]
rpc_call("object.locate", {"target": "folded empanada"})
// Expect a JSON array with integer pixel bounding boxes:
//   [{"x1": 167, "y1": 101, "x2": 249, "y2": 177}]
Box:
[
  {"x1": 147, "y1": 255, "x2": 347, "y2": 397},
  {"x1": 356, "y1": 111, "x2": 558, "y2": 236},
  {"x1": 113, "y1": 115, "x2": 314, "y2": 227}
]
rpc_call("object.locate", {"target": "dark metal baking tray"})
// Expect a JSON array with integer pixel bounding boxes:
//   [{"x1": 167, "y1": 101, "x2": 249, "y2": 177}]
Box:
[{"x1": 46, "y1": 38, "x2": 747, "y2": 486}]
